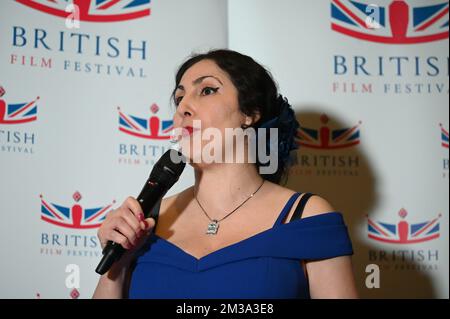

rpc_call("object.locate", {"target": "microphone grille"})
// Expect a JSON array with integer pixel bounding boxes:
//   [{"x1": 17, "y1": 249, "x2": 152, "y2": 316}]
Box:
[{"x1": 154, "y1": 149, "x2": 186, "y2": 178}]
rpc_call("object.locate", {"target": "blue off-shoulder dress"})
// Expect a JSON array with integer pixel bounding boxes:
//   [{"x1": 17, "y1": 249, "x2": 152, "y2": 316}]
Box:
[{"x1": 128, "y1": 192, "x2": 353, "y2": 299}]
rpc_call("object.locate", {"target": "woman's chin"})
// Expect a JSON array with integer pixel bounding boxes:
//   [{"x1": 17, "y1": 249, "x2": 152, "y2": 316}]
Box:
[
  {"x1": 181, "y1": 150, "x2": 224, "y2": 169},
  {"x1": 179, "y1": 146, "x2": 201, "y2": 164}
]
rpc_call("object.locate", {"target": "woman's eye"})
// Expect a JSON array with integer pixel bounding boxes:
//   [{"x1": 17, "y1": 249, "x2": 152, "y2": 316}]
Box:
[
  {"x1": 175, "y1": 96, "x2": 183, "y2": 106},
  {"x1": 201, "y1": 87, "x2": 219, "y2": 96},
  {"x1": 175, "y1": 87, "x2": 218, "y2": 106}
]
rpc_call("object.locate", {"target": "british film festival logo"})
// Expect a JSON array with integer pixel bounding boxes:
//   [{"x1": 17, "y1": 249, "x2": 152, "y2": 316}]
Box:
[
  {"x1": 441, "y1": 123, "x2": 449, "y2": 178},
  {"x1": 39, "y1": 191, "x2": 115, "y2": 258},
  {"x1": 117, "y1": 103, "x2": 174, "y2": 166},
  {"x1": 10, "y1": 0, "x2": 151, "y2": 78},
  {"x1": 331, "y1": 0, "x2": 449, "y2": 95},
  {"x1": 367, "y1": 208, "x2": 441, "y2": 271},
  {"x1": 16, "y1": 0, "x2": 151, "y2": 22},
  {"x1": 0, "y1": 85, "x2": 38, "y2": 154},
  {"x1": 291, "y1": 114, "x2": 361, "y2": 177}
]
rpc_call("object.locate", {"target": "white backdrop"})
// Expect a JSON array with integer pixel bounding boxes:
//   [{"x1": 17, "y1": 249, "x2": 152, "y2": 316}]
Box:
[
  {"x1": 228, "y1": 0, "x2": 449, "y2": 298},
  {"x1": 0, "y1": 0, "x2": 448, "y2": 298},
  {"x1": 0, "y1": 0, "x2": 227, "y2": 299}
]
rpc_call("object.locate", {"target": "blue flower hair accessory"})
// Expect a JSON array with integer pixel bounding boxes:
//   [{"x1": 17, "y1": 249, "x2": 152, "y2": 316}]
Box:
[{"x1": 259, "y1": 94, "x2": 300, "y2": 168}]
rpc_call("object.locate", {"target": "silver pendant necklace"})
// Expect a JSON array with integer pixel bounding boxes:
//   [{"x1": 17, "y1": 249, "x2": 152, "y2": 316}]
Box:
[{"x1": 194, "y1": 180, "x2": 265, "y2": 235}]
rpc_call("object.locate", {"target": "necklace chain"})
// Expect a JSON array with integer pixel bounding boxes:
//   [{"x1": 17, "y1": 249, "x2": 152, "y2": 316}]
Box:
[{"x1": 194, "y1": 180, "x2": 265, "y2": 235}]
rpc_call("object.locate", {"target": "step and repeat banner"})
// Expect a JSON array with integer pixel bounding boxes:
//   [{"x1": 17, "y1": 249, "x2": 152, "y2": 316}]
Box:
[
  {"x1": 229, "y1": 0, "x2": 449, "y2": 298},
  {"x1": 0, "y1": 0, "x2": 448, "y2": 298},
  {"x1": 0, "y1": 0, "x2": 227, "y2": 298}
]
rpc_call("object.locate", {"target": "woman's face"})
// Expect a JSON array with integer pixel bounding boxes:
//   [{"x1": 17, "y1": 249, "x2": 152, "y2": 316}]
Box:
[{"x1": 172, "y1": 59, "x2": 251, "y2": 164}]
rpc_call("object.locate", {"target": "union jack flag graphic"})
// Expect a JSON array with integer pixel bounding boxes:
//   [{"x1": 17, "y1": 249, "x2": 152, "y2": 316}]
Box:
[
  {"x1": 297, "y1": 114, "x2": 361, "y2": 150},
  {"x1": 16, "y1": 0, "x2": 151, "y2": 22},
  {"x1": 40, "y1": 192, "x2": 115, "y2": 229},
  {"x1": 0, "y1": 93, "x2": 38, "y2": 125},
  {"x1": 118, "y1": 104, "x2": 174, "y2": 140},
  {"x1": 441, "y1": 124, "x2": 449, "y2": 149},
  {"x1": 368, "y1": 208, "x2": 441, "y2": 244},
  {"x1": 331, "y1": 0, "x2": 449, "y2": 44}
]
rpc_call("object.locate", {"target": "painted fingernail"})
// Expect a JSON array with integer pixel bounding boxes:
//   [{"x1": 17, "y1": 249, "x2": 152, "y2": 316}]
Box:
[{"x1": 138, "y1": 213, "x2": 144, "y2": 221}]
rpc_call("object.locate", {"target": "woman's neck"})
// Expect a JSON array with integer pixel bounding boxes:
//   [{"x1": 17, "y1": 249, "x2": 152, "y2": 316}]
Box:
[{"x1": 192, "y1": 163, "x2": 265, "y2": 215}]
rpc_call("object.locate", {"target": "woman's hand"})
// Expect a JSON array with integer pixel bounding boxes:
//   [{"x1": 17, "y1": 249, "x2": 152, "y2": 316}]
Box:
[{"x1": 97, "y1": 196, "x2": 155, "y2": 269}]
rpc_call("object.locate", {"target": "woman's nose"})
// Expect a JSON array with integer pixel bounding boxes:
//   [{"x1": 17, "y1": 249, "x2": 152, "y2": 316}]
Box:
[{"x1": 177, "y1": 97, "x2": 194, "y2": 117}]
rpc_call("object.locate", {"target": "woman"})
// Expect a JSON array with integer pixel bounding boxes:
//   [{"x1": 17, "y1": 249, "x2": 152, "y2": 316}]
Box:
[{"x1": 93, "y1": 49, "x2": 358, "y2": 299}]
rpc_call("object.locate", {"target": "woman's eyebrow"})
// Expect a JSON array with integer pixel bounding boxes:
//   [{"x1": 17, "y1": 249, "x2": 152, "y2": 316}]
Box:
[{"x1": 177, "y1": 75, "x2": 223, "y2": 91}]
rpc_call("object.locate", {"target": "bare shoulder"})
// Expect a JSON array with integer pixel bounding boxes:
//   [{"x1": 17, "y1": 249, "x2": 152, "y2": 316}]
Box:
[
  {"x1": 301, "y1": 195, "x2": 336, "y2": 219},
  {"x1": 262, "y1": 181, "x2": 297, "y2": 204}
]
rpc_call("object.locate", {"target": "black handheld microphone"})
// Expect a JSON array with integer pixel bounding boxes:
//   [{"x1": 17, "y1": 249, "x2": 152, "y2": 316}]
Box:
[{"x1": 95, "y1": 149, "x2": 186, "y2": 275}]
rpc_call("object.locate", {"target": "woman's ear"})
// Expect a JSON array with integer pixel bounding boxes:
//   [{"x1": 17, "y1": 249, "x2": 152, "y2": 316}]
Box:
[
  {"x1": 252, "y1": 112, "x2": 261, "y2": 125},
  {"x1": 244, "y1": 112, "x2": 261, "y2": 127}
]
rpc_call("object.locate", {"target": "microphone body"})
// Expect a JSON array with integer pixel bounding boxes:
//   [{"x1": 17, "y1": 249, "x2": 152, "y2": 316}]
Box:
[{"x1": 95, "y1": 150, "x2": 185, "y2": 275}]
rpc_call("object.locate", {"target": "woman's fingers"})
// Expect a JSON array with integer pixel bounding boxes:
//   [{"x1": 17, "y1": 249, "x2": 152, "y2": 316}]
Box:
[
  {"x1": 107, "y1": 229, "x2": 132, "y2": 250},
  {"x1": 121, "y1": 208, "x2": 144, "y2": 237},
  {"x1": 97, "y1": 196, "x2": 157, "y2": 252},
  {"x1": 125, "y1": 197, "x2": 144, "y2": 220},
  {"x1": 143, "y1": 218, "x2": 156, "y2": 231},
  {"x1": 112, "y1": 217, "x2": 139, "y2": 247}
]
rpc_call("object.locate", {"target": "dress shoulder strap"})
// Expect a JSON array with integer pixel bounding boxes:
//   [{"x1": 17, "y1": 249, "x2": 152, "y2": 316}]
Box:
[
  {"x1": 272, "y1": 192, "x2": 302, "y2": 227},
  {"x1": 289, "y1": 193, "x2": 315, "y2": 222}
]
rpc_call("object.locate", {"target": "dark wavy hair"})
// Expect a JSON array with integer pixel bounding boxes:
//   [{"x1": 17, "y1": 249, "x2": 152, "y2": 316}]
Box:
[{"x1": 171, "y1": 49, "x2": 299, "y2": 185}]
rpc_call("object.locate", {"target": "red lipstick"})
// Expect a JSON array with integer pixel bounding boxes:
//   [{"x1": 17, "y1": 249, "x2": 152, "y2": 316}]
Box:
[{"x1": 183, "y1": 126, "x2": 194, "y2": 137}]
